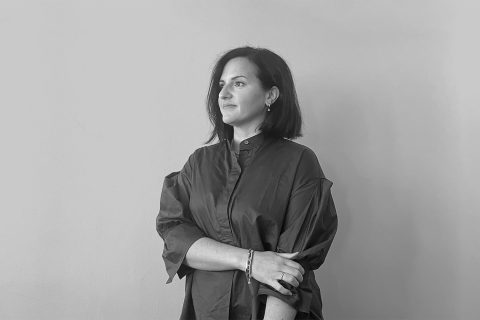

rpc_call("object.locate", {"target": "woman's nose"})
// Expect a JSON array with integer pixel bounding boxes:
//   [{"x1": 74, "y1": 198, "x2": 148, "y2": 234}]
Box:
[{"x1": 219, "y1": 84, "x2": 232, "y2": 99}]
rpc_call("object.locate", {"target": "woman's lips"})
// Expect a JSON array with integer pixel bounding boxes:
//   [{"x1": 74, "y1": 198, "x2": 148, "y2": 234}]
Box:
[{"x1": 222, "y1": 104, "x2": 236, "y2": 108}]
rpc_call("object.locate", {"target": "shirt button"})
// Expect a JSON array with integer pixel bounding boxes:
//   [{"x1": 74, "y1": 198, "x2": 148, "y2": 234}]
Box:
[{"x1": 244, "y1": 140, "x2": 249, "y2": 145}]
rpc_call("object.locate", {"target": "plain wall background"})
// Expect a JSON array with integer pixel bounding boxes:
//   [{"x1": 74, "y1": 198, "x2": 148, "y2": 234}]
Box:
[{"x1": 1, "y1": 0, "x2": 479, "y2": 319}]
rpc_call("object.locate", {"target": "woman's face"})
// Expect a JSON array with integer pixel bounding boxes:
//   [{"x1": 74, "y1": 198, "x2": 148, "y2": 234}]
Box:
[{"x1": 218, "y1": 57, "x2": 269, "y2": 131}]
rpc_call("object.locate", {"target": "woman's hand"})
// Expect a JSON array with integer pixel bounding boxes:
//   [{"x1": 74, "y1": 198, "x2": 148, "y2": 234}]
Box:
[{"x1": 251, "y1": 251, "x2": 305, "y2": 296}]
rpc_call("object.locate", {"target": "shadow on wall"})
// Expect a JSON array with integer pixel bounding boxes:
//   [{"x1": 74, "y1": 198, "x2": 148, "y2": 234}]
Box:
[{"x1": 303, "y1": 78, "x2": 459, "y2": 318}]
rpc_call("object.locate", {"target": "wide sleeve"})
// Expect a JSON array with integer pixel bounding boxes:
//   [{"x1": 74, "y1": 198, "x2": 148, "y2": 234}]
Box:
[
  {"x1": 156, "y1": 152, "x2": 205, "y2": 283},
  {"x1": 257, "y1": 148, "x2": 338, "y2": 313}
]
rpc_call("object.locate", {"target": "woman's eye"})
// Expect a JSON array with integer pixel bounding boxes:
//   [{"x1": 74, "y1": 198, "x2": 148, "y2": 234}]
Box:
[{"x1": 234, "y1": 81, "x2": 245, "y2": 87}]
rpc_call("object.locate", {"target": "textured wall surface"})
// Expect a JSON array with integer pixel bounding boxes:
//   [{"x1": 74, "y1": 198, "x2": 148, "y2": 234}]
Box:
[{"x1": 1, "y1": 1, "x2": 478, "y2": 319}]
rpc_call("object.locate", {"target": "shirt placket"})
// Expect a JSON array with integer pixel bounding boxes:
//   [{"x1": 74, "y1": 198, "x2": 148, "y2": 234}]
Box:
[{"x1": 216, "y1": 141, "x2": 242, "y2": 246}]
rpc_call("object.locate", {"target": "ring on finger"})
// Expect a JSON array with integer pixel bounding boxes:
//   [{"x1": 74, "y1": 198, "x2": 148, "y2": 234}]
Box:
[{"x1": 280, "y1": 272, "x2": 284, "y2": 281}]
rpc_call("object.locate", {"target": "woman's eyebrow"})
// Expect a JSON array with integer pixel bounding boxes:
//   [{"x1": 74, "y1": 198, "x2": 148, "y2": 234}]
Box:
[{"x1": 219, "y1": 75, "x2": 248, "y2": 82}]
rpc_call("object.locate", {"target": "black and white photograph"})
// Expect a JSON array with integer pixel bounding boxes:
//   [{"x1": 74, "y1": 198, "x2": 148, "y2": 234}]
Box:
[{"x1": 1, "y1": 1, "x2": 478, "y2": 319}]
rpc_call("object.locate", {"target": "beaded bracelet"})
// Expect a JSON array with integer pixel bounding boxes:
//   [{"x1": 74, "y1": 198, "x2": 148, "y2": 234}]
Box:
[{"x1": 245, "y1": 249, "x2": 255, "y2": 284}]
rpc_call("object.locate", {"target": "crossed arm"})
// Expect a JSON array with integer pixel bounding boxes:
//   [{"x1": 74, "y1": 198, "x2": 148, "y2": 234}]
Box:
[{"x1": 185, "y1": 237, "x2": 303, "y2": 320}]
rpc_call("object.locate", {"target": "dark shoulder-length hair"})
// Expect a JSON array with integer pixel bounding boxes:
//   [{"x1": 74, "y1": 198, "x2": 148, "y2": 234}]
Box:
[{"x1": 205, "y1": 46, "x2": 303, "y2": 144}]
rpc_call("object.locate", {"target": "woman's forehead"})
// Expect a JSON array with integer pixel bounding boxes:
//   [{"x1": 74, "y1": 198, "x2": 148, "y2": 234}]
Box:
[{"x1": 221, "y1": 57, "x2": 258, "y2": 79}]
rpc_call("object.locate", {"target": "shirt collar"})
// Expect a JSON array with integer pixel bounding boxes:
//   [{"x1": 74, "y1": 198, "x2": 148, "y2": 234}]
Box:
[{"x1": 226, "y1": 132, "x2": 265, "y2": 152}]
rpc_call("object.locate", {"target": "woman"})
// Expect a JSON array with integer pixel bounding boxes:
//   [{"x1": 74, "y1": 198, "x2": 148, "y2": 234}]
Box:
[{"x1": 156, "y1": 46, "x2": 338, "y2": 320}]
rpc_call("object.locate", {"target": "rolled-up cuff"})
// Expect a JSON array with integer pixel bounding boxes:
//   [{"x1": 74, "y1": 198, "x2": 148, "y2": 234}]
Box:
[
  {"x1": 257, "y1": 270, "x2": 313, "y2": 314},
  {"x1": 162, "y1": 223, "x2": 205, "y2": 283}
]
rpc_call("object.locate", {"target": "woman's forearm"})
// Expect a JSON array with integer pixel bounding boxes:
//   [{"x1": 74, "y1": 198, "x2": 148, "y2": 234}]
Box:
[
  {"x1": 184, "y1": 237, "x2": 305, "y2": 299},
  {"x1": 184, "y1": 237, "x2": 248, "y2": 271},
  {"x1": 263, "y1": 295, "x2": 297, "y2": 320}
]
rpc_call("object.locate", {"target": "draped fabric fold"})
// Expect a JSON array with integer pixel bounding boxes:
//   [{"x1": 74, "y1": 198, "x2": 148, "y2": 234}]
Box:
[
  {"x1": 156, "y1": 155, "x2": 205, "y2": 283},
  {"x1": 258, "y1": 174, "x2": 337, "y2": 316}
]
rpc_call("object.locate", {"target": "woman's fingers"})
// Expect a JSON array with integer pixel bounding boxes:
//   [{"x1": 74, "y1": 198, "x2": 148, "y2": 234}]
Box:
[
  {"x1": 279, "y1": 271, "x2": 300, "y2": 288},
  {"x1": 250, "y1": 251, "x2": 306, "y2": 294},
  {"x1": 276, "y1": 252, "x2": 304, "y2": 275},
  {"x1": 284, "y1": 259, "x2": 305, "y2": 275},
  {"x1": 276, "y1": 252, "x2": 299, "y2": 259},
  {"x1": 272, "y1": 280, "x2": 292, "y2": 296},
  {"x1": 282, "y1": 265, "x2": 303, "y2": 283}
]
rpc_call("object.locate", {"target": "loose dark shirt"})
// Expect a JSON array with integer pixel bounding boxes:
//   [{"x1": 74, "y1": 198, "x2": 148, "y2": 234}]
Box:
[{"x1": 156, "y1": 133, "x2": 338, "y2": 320}]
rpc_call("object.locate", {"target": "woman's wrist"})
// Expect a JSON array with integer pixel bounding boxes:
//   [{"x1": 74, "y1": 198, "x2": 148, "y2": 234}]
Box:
[
  {"x1": 245, "y1": 249, "x2": 255, "y2": 283},
  {"x1": 236, "y1": 248, "x2": 250, "y2": 271}
]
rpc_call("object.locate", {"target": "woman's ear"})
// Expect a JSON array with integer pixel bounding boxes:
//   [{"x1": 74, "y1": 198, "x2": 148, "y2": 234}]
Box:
[{"x1": 266, "y1": 86, "x2": 280, "y2": 105}]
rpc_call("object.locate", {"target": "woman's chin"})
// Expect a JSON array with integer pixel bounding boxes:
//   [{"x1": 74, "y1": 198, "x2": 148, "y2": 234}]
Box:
[{"x1": 222, "y1": 116, "x2": 236, "y2": 126}]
